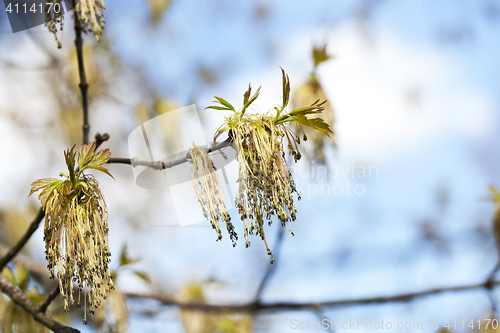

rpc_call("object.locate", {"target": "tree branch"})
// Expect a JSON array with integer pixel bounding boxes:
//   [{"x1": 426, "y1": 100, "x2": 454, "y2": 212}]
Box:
[
  {"x1": 0, "y1": 208, "x2": 44, "y2": 272},
  {"x1": 0, "y1": 243, "x2": 56, "y2": 290},
  {"x1": 126, "y1": 278, "x2": 499, "y2": 313},
  {"x1": 38, "y1": 285, "x2": 60, "y2": 313},
  {"x1": 73, "y1": 7, "x2": 90, "y2": 145},
  {"x1": 107, "y1": 139, "x2": 232, "y2": 170},
  {"x1": 0, "y1": 275, "x2": 79, "y2": 332},
  {"x1": 4, "y1": 243, "x2": 499, "y2": 317}
]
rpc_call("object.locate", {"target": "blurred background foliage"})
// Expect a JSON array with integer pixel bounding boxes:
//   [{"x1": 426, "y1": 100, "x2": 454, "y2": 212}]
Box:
[{"x1": 1, "y1": 0, "x2": 500, "y2": 332}]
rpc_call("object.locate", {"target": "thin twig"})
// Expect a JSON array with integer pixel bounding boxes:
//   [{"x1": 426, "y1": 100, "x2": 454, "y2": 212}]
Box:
[
  {"x1": 0, "y1": 208, "x2": 44, "y2": 272},
  {"x1": 107, "y1": 139, "x2": 232, "y2": 170},
  {"x1": 487, "y1": 262, "x2": 500, "y2": 285},
  {"x1": 95, "y1": 132, "x2": 110, "y2": 149},
  {"x1": 73, "y1": 6, "x2": 90, "y2": 145},
  {"x1": 38, "y1": 285, "x2": 61, "y2": 313},
  {"x1": 255, "y1": 227, "x2": 285, "y2": 300},
  {"x1": 0, "y1": 275, "x2": 79, "y2": 332}
]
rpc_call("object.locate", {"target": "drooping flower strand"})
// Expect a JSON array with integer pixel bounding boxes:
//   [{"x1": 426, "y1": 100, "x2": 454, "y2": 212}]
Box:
[
  {"x1": 188, "y1": 143, "x2": 237, "y2": 245},
  {"x1": 74, "y1": 0, "x2": 106, "y2": 41},
  {"x1": 45, "y1": 0, "x2": 65, "y2": 49},
  {"x1": 29, "y1": 141, "x2": 114, "y2": 323}
]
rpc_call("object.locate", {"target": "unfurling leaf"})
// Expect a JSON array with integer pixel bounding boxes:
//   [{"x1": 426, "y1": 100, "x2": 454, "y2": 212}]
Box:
[
  {"x1": 28, "y1": 178, "x2": 61, "y2": 198},
  {"x1": 214, "y1": 97, "x2": 235, "y2": 112},
  {"x1": 206, "y1": 96, "x2": 236, "y2": 112},
  {"x1": 78, "y1": 141, "x2": 97, "y2": 169},
  {"x1": 242, "y1": 85, "x2": 261, "y2": 113},
  {"x1": 243, "y1": 84, "x2": 252, "y2": 106}
]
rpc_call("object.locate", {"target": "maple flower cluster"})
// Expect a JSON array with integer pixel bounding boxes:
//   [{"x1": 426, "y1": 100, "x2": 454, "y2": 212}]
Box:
[
  {"x1": 29, "y1": 142, "x2": 114, "y2": 323},
  {"x1": 205, "y1": 69, "x2": 333, "y2": 262}
]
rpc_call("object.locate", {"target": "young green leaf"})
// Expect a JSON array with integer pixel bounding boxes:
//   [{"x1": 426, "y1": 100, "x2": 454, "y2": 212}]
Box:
[
  {"x1": 205, "y1": 105, "x2": 234, "y2": 111},
  {"x1": 242, "y1": 86, "x2": 261, "y2": 113},
  {"x1": 304, "y1": 117, "x2": 334, "y2": 138},
  {"x1": 288, "y1": 105, "x2": 324, "y2": 116},
  {"x1": 281, "y1": 67, "x2": 290, "y2": 110},
  {"x1": 243, "y1": 84, "x2": 252, "y2": 106},
  {"x1": 89, "y1": 148, "x2": 111, "y2": 167},
  {"x1": 213, "y1": 97, "x2": 235, "y2": 112},
  {"x1": 78, "y1": 141, "x2": 97, "y2": 169}
]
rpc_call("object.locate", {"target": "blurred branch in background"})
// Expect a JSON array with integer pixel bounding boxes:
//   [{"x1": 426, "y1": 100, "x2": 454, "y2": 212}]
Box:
[
  {"x1": 72, "y1": 4, "x2": 90, "y2": 145},
  {"x1": 3, "y1": 237, "x2": 499, "y2": 321},
  {"x1": 0, "y1": 208, "x2": 44, "y2": 272},
  {"x1": 0, "y1": 275, "x2": 77, "y2": 333},
  {"x1": 126, "y1": 276, "x2": 500, "y2": 313}
]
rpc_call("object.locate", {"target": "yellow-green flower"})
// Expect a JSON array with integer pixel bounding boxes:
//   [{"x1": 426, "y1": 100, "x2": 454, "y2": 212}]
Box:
[
  {"x1": 188, "y1": 143, "x2": 236, "y2": 244},
  {"x1": 29, "y1": 141, "x2": 114, "y2": 323},
  {"x1": 75, "y1": 0, "x2": 106, "y2": 41},
  {"x1": 207, "y1": 69, "x2": 333, "y2": 262}
]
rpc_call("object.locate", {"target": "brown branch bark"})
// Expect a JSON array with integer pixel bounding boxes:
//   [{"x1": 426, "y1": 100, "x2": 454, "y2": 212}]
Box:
[
  {"x1": 0, "y1": 243, "x2": 56, "y2": 290},
  {"x1": 0, "y1": 275, "x2": 79, "y2": 332},
  {"x1": 107, "y1": 139, "x2": 232, "y2": 170},
  {"x1": 73, "y1": 7, "x2": 90, "y2": 145},
  {"x1": 0, "y1": 208, "x2": 44, "y2": 272}
]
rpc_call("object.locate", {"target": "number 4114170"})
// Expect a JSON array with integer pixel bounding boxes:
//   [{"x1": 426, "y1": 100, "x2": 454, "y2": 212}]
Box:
[
  {"x1": 444, "y1": 319, "x2": 499, "y2": 330},
  {"x1": 5, "y1": 2, "x2": 62, "y2": 14}
]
